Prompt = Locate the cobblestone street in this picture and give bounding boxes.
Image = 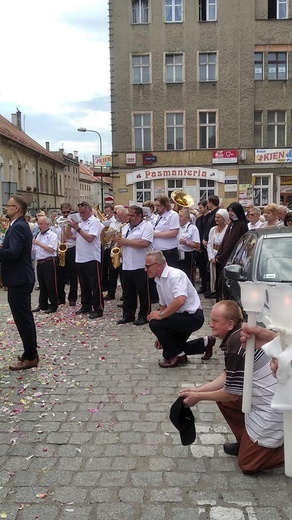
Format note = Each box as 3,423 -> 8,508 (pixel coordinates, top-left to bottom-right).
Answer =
1,287 -> 292,520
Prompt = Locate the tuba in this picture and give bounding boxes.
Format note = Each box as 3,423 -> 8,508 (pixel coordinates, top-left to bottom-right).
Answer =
170,190 -> 195,212
58,218 -> 69,267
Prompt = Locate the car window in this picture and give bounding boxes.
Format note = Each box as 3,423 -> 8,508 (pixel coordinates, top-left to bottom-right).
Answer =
257,236 -> 292,282
228,233 -> 257,273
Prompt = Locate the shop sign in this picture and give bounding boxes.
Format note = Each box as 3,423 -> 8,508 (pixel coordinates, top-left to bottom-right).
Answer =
255,148 -> 292,163
224,175 -> 238,192
212,150 -> 237,164
126,153 -> 137,165
126,167 -> 225,185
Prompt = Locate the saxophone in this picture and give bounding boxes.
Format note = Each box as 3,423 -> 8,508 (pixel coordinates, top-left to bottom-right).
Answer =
58,218 -> 68,267
110,224 -> 124,269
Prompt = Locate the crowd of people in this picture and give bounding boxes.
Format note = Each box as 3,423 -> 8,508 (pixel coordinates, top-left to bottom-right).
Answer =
0,193 -> 290,474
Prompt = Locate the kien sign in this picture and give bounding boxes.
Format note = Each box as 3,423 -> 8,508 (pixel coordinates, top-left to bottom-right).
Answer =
255,148 -> 292,163
212,150 -> 237,164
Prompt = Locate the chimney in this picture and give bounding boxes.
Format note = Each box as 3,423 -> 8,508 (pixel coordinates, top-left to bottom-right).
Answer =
46,142 -> 50,151
73,150 -> 79,160
11,108 -> 22,130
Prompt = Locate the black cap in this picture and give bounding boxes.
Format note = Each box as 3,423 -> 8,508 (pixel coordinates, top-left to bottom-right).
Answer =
169,396 -> 196,446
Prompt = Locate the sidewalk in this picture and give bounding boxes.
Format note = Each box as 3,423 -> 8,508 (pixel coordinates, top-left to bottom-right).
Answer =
0,287 -> 291,520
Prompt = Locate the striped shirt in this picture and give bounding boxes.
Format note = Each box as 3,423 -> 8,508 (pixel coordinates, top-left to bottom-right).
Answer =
223,328 -> 283,448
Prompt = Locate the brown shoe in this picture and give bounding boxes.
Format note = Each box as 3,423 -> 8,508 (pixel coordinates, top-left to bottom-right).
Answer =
17,352 -> 40,363
201,336 -> 216,360
158,354 -> 188,368
9,358 -> 38,371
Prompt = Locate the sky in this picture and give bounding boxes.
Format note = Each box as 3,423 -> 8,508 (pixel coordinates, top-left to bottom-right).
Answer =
0,0 -> 111,162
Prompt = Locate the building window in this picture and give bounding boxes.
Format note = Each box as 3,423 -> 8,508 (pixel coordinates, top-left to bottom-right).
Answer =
254,111 -> 263,148
133,113 -> 152,151
268,52 -> 287,80
268,0 -> 288,19
198,111 -> 217,149
166,112 -> 184,150
132,0 -> 149,24
199,0 -> 217,21
254,52 -> 264,80
199,179 -> 215,201
136,181 -> 151,203
199,52 -> 217,82
165,53 -> 183,83
253,176 -> 270,207
167,179 -> 183,199
165,0 -> 183,22
132,54 -> 150,84
267,110 -> 286,147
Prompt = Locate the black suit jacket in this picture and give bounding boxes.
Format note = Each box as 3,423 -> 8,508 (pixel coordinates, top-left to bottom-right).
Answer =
0,217 -> 35,286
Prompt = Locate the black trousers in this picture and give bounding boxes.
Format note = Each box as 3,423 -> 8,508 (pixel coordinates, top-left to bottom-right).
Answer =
122,268 -> 151,320
177,251 -> 194,284
149,308 -> 204,359
57,246 -> 78,303
8,283 -> 38,360
37,258 -> 58,311
195,248 -> 209,291
77,260 -> 104,313
162,247 -> 179,268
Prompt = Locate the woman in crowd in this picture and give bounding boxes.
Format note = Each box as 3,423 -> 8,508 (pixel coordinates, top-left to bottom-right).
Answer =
262,203 -> 283,228
284,211 -> 292,227
206,209 -> 229,298
215,202 -> 248,301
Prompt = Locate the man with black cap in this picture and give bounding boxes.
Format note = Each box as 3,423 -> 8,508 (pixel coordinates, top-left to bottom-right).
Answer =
179,300 -> 284,473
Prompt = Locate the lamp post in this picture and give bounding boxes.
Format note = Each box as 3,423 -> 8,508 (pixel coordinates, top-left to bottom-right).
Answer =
77,127 -> 104,211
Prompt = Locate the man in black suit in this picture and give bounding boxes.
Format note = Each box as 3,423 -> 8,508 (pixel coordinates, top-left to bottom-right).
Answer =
0,195 -> 38,370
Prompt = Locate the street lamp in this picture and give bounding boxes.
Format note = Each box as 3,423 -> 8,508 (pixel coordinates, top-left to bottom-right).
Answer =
77,127 -> 104,211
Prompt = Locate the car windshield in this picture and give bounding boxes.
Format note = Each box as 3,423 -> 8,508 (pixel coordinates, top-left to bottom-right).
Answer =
257,236 -> 292,282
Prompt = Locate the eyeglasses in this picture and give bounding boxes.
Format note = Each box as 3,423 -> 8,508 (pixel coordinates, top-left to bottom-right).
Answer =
145,262 -> 158,269
6,204 -> 16,207
62,210 -> 71,214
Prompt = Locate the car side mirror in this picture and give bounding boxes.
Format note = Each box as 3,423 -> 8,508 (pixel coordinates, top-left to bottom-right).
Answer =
224,264 -> 247,281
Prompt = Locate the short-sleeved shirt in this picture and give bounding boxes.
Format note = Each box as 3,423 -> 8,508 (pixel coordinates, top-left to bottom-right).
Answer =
75,215 -> 103,263
153,210 -> 179,250
223,328 -> 283,448
121,220 -> 153,270
155,265 -> 201,312
178,222 -> 200,252
34,229 -> 58,260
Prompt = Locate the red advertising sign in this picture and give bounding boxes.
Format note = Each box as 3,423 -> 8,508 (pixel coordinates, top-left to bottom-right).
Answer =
212,150 -> 237,164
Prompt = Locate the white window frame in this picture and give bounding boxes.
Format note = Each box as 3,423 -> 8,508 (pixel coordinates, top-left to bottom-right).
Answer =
277,0 -> 288,19
198,52 -> 217,82
165,111 -> 185,150
164,0 -> 183,23
198,110 -> 217,149
254,111 -> 263,148
252,174 -> 273,208
198,179 -> 216,201
267,110 -> 286,147
199,0 -> 217,21
167,179 -> 184,199
132,0 -> 149,24
132,54 -> 151,84
254,52 -> 264,80
268,52 -> 287,80
132,112 -> 152,151
165,53 -> 184,83
136,180 -> 152,203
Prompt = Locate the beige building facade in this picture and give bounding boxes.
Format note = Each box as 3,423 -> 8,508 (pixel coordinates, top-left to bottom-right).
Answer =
109,0 -> 292,208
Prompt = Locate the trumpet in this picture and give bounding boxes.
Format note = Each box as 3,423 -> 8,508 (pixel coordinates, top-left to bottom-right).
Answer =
58,218 -> 69,267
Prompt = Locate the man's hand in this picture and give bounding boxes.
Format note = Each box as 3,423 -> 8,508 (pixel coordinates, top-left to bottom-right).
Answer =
154,338 -> 162,350
179,389 -> 201,407
240,323 -> 277,350
147,310 -> 162,322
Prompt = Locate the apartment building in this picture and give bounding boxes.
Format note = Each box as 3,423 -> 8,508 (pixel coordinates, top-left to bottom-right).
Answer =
109,0 -> 292,208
